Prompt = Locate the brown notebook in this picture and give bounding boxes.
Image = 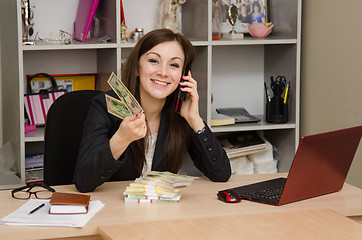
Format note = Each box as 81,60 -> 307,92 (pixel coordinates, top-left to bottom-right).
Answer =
49,192 -> 90,214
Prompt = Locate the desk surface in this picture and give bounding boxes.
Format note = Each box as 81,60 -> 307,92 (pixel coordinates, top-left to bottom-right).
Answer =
98,209 -> 362,240
1,173 -> 362,240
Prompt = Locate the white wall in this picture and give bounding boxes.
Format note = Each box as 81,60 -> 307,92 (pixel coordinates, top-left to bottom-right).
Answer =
301,0 -> 362,188
0,34 -> 2,147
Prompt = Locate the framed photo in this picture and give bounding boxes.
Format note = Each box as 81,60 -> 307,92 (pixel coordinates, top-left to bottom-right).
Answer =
27,73 -> 97,93
212,0 -> 268,35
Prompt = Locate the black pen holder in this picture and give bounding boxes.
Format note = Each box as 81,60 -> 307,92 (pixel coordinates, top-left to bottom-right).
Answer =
266,96 -> 288,123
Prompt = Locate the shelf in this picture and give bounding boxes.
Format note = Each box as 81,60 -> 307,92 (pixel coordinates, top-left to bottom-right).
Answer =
120,40 -> 210,49
119,39 -> 297,47
23,41 -> 118,51
211,37 -> 297,46
23,40 -> 212,51
189,41 -> 209,46
211,122 -> 296,133
25,127 -> 45,142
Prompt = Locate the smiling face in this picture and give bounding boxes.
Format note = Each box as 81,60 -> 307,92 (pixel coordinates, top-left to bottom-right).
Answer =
138,40 -> 185,103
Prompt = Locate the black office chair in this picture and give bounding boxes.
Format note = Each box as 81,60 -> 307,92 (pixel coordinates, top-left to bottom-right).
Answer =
43,90 -> 102,186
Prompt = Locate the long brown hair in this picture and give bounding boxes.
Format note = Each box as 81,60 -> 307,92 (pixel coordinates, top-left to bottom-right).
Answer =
121,29 -> 196,173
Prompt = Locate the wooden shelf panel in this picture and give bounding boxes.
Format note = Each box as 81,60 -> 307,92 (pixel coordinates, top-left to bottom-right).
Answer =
211,122 -> 296,133
212,37 -> 297,46
23,41 -> 118,51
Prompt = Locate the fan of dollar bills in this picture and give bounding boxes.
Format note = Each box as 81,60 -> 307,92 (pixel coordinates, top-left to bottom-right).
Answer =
106,72 -> 144,119
124,171 -> 198,203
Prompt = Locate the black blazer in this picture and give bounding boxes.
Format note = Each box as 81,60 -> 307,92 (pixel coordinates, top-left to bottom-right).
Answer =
74,91 -> 231,192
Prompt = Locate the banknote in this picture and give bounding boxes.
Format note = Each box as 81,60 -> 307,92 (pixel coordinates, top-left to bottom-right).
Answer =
107,72 -> 143,115
105,94 -> 130,119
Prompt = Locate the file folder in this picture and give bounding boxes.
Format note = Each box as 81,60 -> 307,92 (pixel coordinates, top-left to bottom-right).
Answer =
73,0 -> 100,42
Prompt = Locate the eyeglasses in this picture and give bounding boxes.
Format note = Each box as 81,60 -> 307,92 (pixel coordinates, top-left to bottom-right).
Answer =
11,183 -> 55,200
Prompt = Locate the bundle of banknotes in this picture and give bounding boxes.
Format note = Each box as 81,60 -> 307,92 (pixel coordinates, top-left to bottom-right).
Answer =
106,72 -> 143,119
124,171 -> 198,203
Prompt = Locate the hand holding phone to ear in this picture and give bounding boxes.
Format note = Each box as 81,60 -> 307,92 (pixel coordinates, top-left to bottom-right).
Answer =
175,65 -> 190,114
177,70 -> 205,133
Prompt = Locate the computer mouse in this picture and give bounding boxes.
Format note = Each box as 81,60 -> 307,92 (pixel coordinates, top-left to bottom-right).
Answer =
217,190 -> 241,203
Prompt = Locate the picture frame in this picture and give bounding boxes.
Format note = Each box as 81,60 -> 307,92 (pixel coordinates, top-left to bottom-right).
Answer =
212,0 -> 268,36
27,73 -> 97,93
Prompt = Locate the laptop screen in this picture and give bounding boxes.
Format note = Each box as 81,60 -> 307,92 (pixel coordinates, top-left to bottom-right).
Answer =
279,125 -> 362,205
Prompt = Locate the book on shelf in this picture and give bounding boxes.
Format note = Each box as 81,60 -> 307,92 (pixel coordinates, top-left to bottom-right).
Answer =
49,192 -> 90,214
218,131 -> 268,158
211,112 -> 235,126
25,154 -> 44,170
25,168 -> 43,184
25,154 -> 44,184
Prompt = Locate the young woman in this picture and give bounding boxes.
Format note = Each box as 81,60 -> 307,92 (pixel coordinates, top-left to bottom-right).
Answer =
74,29 -> 231,193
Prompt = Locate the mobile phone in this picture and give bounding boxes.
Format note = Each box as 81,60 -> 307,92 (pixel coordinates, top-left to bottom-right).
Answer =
175,65 -> 191,113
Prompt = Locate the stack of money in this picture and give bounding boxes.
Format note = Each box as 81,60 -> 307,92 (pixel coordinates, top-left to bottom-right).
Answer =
106,72 -> 143,119
124,171 -> 198,203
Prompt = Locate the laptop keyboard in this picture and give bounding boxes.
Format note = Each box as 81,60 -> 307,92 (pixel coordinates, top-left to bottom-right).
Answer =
226,177 -> 287,205
243,187 -> 284,201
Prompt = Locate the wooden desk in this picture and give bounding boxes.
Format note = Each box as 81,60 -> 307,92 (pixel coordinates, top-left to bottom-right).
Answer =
98,209 -> 362,240
1,173 -> 362,240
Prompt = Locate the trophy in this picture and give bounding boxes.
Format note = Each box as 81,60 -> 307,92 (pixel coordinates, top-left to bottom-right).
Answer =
227,4 -> 238,34
225,4 -> 244,39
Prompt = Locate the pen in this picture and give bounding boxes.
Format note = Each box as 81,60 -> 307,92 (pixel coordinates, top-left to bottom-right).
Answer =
29,203 -> 45,215
283,81 -> 290,104
264,82 -> 271,103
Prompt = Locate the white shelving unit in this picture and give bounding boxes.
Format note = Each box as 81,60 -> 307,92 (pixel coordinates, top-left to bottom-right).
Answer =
0,0 -> 301,189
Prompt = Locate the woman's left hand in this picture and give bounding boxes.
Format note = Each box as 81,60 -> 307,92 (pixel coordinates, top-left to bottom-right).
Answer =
179,71 -> 204,131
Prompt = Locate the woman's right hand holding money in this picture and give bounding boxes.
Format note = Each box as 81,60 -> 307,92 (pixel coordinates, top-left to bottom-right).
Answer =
110,113 -> 147,159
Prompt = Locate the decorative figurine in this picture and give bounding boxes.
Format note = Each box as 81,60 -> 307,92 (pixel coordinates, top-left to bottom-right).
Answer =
121,21 -> 128,43
21,0 -> 35,45
158,0 -> 186,33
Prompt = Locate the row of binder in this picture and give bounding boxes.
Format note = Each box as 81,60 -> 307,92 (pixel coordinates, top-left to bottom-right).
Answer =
24,91 -> 66,126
